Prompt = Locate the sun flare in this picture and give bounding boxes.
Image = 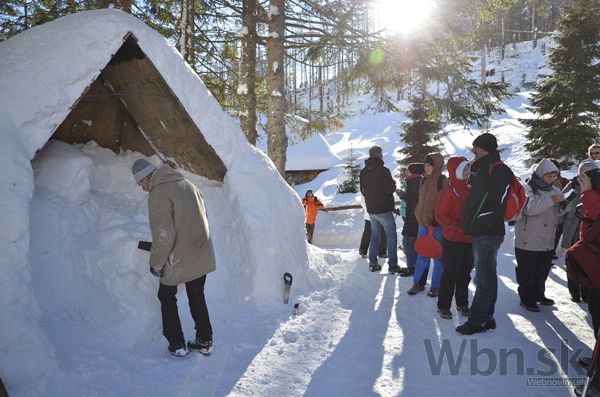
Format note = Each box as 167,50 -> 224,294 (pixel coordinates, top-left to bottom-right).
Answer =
376,0 -> 436,35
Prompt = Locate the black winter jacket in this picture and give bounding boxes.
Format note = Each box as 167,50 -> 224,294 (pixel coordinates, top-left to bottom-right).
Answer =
463,151 -> 513,236
401,175 -> 421,237
360,157 -> 396,214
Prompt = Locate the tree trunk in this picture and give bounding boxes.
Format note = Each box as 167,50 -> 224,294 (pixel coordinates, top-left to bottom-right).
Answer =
239,0 -> 258,145
115,0 -> 132,13
266,0 -> 288,176
177,0 -> 196,66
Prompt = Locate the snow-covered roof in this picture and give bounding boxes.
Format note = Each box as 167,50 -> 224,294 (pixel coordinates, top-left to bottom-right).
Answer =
286,133 -> 341,171
0,9 -> 319,389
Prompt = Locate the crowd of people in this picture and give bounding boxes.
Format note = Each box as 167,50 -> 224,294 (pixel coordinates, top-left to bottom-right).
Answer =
357,137 -> 600,336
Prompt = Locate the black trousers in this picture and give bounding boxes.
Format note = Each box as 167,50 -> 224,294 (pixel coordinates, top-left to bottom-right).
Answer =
157,275 -> 212,347
588,288 -> 600,337
514,248 -> 554,304
359,220 -> 387,256
306,223 -> 315,244
437,238 -> 473,310
568,279 -> 589,302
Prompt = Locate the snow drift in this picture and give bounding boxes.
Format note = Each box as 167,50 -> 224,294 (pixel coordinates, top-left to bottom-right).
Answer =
0,9 -> 324,391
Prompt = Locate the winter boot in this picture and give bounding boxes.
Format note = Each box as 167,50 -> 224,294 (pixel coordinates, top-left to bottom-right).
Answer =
188,338 -> 213,356
537,297 -> 555,306
369,263 -> 382,272
438,309 -> 452,320
168,344 -> 189,358
427,288 -> 439,298
456,321 -> 487,335
520,301 -> 541,312
407,284 -> 425,295
457,306 -> 470,317
388,265 -> 401,275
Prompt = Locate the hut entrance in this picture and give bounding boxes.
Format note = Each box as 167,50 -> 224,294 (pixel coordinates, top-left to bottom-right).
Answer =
51,33 -> 226,182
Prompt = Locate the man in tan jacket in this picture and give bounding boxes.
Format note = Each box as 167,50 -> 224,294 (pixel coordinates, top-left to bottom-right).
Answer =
133,159 -> 216,357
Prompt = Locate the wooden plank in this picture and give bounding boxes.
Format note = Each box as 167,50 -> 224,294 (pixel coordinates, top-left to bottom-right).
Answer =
101,35 -> 227,182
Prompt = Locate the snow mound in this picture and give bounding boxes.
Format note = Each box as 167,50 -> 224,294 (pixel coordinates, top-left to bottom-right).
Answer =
32,140 -> 93,204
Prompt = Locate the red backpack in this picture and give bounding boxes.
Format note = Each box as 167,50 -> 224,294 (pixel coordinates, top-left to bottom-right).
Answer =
489,161 -> 527,222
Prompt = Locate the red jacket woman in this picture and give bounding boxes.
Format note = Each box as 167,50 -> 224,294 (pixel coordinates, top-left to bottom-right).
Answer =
434,156 -> 474,320
436,157 -> 472,243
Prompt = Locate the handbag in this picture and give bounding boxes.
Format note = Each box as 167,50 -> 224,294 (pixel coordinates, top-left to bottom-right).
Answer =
414,226 -> 442,259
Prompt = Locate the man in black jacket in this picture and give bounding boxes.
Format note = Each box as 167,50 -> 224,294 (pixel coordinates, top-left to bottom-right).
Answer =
360,145 -> 399,273
456,133 -> 512,335
397,163 -> 428,281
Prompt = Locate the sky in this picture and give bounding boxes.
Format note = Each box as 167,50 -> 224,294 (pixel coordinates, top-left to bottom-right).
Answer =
0,9 -> 593,397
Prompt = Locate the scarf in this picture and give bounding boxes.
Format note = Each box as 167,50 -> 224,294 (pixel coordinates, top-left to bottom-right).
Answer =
529,172 -> 554,196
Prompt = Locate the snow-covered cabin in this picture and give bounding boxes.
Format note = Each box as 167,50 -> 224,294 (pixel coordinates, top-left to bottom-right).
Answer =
285,133 -> 341,185
0,9 -> 321,389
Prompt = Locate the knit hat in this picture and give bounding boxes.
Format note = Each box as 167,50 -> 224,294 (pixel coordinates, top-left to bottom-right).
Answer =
369,145 -> 383,159
132,159 -> 157,184
455,160 -> 470,180
472,133 -> 498,154
407,163 -> 425,175
578,159 -> 600,175
534,158 -> 559,178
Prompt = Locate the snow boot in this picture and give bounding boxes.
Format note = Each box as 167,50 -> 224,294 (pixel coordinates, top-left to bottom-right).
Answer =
427,288 -> 439,298
168,344 -> 189,358
407,284 -> 425,295
438,309 -> 452,319
520,301 -> 541,312
188,338 -> 213,356
457,306 -> 470,317
369,263 -> 382,272
537,297 -> 555,306
388,265 -> 401,275
456,321 -> 487,335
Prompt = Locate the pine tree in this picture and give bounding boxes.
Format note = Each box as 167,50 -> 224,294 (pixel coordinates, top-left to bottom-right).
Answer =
522,0 -> 600,165
396,35 -> 510,165
399,93 -> 442,165
337,147 -> 361,193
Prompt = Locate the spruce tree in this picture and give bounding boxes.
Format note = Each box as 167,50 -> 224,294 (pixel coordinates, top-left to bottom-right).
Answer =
337,147 -> 361,193
397,36 -> 509,166
522,0 -> 600,165
398,93 -> 442,164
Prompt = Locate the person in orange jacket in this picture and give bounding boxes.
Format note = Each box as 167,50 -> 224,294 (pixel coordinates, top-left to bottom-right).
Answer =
302,190 -> 324,244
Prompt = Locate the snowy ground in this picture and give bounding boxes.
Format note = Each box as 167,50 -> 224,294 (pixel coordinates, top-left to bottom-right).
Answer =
7,35 -> 596,397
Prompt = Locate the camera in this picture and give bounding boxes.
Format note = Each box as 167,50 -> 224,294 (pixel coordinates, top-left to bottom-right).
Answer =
571,168 -> 600,190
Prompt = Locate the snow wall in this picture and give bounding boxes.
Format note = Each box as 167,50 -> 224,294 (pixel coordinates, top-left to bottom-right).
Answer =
0,9 -> 321,390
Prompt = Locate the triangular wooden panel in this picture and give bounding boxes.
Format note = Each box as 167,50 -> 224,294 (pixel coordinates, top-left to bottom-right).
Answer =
101,34 -> 226,182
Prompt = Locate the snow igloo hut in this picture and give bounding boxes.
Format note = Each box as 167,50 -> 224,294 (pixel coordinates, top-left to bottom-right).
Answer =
0,9 -> 317,389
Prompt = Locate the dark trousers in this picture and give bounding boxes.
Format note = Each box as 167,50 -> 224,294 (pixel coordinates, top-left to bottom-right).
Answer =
157,275 -> 212,347
359,220 -> 387,256
569,279 -> 589,302
514,248 -> 554,304
588,288 -> 600,337
554,223 -> 564,251
438,239 -> 473,310
306,223 -> 315,244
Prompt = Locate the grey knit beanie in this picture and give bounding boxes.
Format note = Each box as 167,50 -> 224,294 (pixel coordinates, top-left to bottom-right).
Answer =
132,159 -> 157,184
534,158 -> 558,178
578,159 -> 600,175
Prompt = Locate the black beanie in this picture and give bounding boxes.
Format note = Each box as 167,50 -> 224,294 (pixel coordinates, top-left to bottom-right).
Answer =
408,163 -> 425,175
472,133 -> 498,153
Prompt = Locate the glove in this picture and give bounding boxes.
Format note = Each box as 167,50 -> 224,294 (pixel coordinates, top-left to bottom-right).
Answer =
149,266 -> 163,278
